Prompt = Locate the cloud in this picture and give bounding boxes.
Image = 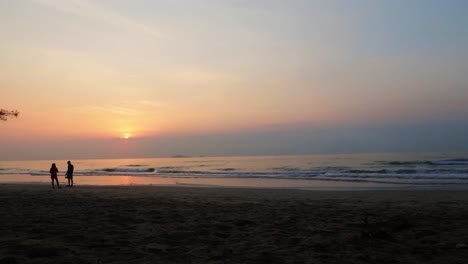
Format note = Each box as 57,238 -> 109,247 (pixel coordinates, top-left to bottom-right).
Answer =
138,100 -> 166,108
158,69 -> 240,86
75,105 -> 140,116
68,100 -> 165,117
31,0 -> 163,38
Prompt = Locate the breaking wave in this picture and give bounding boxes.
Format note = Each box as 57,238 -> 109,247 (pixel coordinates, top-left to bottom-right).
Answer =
377,159 -> 468,166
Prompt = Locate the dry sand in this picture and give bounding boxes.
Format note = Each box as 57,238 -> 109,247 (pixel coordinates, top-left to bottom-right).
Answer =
1,184 -> 468,264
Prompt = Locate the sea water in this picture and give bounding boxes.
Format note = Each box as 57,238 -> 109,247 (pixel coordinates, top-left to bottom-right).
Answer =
1,152 -> 468,190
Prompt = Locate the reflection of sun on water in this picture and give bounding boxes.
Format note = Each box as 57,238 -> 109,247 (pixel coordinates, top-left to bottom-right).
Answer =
120,176 -> 130,185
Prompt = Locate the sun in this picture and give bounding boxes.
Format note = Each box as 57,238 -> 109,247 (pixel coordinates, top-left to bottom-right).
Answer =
121,133 -> 132,139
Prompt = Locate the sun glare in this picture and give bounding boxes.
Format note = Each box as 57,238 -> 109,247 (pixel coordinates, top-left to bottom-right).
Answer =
121,133 -> 132,139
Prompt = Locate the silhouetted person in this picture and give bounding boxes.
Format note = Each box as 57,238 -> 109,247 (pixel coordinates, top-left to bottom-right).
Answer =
65,160 -> 74,187
49,163 -> 60,189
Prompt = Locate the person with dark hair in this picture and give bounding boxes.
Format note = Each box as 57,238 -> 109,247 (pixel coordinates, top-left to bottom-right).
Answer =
49,163 -> 60,189
65,160 -> 74,187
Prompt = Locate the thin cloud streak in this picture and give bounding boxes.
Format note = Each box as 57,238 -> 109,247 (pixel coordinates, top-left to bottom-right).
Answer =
31,0 -> 164,38
67,104 -> 141,117
68,100 -> 165,117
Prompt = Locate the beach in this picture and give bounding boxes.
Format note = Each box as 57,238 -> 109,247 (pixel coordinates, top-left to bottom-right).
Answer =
1,184 -> 468,263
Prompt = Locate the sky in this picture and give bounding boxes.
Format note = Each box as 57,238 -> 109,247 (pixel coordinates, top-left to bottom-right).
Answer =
1,0 -> 468,160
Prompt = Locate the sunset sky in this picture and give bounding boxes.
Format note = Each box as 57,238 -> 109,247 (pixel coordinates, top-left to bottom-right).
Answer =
1,0 -> 468,160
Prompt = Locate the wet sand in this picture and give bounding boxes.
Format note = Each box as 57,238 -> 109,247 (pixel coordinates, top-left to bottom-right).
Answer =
1,184 -> 468,263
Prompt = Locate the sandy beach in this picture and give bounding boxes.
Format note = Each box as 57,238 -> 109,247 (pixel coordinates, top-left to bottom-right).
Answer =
1,184 -> 468,263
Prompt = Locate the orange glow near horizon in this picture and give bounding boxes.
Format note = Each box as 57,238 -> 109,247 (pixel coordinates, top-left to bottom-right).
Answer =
121,132 -> 132,139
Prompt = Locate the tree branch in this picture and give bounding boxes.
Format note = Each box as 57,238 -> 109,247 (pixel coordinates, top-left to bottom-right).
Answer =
0,109 -> 19,121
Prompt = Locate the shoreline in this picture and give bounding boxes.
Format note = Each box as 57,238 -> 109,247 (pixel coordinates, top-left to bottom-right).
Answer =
4,181 -> 468,192
2,176 -> 468,191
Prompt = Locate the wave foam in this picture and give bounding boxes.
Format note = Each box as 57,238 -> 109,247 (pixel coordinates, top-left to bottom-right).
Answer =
98,168 -> 155,173
377,159 -> 468,166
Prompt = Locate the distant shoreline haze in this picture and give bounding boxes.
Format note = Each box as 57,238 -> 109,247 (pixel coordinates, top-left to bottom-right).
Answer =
1,120 -> 467,161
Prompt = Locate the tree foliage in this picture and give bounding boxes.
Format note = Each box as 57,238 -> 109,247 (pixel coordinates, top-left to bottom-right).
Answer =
0,109 -> 19,121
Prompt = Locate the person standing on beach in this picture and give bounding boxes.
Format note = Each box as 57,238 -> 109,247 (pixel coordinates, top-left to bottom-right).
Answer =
65,160 -> 74,187
49,163 -> 60,189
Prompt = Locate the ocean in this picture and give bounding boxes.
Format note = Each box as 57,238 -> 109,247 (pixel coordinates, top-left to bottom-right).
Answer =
1,152 -> 468,190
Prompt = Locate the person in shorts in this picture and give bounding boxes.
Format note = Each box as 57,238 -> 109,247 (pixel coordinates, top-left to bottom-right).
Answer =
65,160 -> 74,187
